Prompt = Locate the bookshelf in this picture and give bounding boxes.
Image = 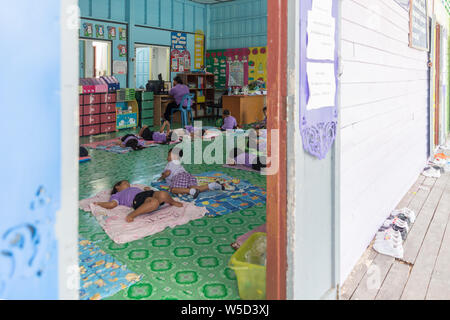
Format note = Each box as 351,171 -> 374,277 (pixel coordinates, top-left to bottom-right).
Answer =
177,72 -> 215,119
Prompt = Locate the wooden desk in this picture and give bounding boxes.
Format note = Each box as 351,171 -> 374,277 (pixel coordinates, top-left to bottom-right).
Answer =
153,94 -> 181,128
222,95 -> 266,126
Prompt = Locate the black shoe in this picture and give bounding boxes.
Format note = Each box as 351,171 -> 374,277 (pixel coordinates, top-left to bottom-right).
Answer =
193,189 -> 200,199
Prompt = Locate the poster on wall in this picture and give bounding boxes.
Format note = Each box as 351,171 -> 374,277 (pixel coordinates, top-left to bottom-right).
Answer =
225,48 -> 249,88
119,28 -> 127,41
194,30 -> 205,70
299,0 -> 339,160
409,0 -> 429,51
170,32 -> 190,72
206,50 -> 227,89
83,23 -> 93,37
108,26 -> 116,40
248,47 -> 267,87
95,25 -> 105,38
113,60 -> 127,75
118,45 -> 127,57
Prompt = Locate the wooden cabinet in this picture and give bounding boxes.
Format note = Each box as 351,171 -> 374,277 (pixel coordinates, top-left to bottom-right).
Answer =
221,95 -> 266,126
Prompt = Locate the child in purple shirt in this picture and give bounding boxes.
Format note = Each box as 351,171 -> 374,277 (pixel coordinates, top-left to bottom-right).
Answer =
139,120 -> 173,144
229,148 -> 267,172
94,180 -> 183,223
116,134 -> 145,151
221,109 -> 238,131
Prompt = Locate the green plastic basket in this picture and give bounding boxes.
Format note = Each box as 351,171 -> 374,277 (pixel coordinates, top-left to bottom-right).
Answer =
229,232 -> 266,300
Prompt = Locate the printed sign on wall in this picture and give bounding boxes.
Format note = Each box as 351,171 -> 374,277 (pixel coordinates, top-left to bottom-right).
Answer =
108,26 -> 116,40
95,25 -> 105,38
194,30 -> 205,70
83,23 -> 93,37
409,0 -> 429,51
170,32 -> 190,72
118,45 -> 127,57
299,0 -> 339,160
119,28 -> 127,41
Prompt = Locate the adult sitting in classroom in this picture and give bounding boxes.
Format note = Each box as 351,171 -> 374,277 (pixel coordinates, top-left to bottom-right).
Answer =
163,76 -> 190,123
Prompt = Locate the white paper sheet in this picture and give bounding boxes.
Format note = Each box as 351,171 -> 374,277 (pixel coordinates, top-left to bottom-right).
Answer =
307,10 -> 336,60
306,62 -> 336,110
312,0 -> 333,15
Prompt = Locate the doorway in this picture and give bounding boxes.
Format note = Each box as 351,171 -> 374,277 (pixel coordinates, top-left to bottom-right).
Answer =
79,39 -> 112,78
135,44 -> 170,89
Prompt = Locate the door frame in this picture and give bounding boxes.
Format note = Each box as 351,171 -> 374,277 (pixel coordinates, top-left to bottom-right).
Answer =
435,23 -> 441,147
266,0 -> 288,300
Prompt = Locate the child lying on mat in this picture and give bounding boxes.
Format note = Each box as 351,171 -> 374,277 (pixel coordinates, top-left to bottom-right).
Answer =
158,148 -> 224,199
94,180 -> 183,223
116,134 -> 146,151
139,120 -> 174,144
229,148 -> 267,172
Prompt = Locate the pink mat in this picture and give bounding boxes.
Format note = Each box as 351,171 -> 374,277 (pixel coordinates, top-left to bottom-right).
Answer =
223,164 -> 261,173
79,184 -> 207,244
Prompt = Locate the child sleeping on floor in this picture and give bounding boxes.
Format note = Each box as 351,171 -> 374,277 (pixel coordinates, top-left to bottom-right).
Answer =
94,180 -> 183,223
116,134 -> 146,151
229,147 -> 267,172
139,120 -> 174,144
158,148 -> 224,199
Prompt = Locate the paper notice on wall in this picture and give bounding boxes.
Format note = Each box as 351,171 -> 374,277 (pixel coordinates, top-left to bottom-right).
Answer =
312,0 -> 333,14
113,60 -> 127,75
307,10 -> 335,60
306,62 -> 336,110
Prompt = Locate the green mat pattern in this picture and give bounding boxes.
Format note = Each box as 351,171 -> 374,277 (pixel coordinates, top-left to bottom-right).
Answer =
79,128 -> 266,300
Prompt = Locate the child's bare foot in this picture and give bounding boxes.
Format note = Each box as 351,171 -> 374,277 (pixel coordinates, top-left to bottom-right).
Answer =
126,215 -> 134,223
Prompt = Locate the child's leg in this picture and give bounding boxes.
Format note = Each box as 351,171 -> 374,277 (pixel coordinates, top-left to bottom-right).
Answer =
126,197 -> 160,222
139,126 -> 148,137
153,191 -> 183,207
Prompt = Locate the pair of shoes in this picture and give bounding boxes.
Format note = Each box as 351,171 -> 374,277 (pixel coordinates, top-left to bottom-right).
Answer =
392,207 -> 416,224
192,189 -> 200,199
380,217 -> 409,241
374,228 -> 404,258
422,166 -> 441,178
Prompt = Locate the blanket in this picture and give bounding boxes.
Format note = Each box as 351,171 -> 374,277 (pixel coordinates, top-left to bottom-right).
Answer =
82,138 -> 180,154
79,237 -> 142,300
79,184 -> 207,244
151,172 -> 266,217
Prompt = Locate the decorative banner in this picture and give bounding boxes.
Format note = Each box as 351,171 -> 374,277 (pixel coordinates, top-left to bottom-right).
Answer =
118,45 -> 127,57
108,26 -> 116,40
409,0 -> 429,51
225,48 -> 249,88
206,50 -> 227,89
194,30 -> 205,70
119,27 -> 127,41
248,47 -> 267,87
95,24 -> 105,38
83,23 -> 93,37
170,32 -> 190,72
299,0 -> 339,160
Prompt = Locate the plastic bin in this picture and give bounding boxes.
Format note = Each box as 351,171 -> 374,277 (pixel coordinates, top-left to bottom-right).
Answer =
229,232 -> 266,300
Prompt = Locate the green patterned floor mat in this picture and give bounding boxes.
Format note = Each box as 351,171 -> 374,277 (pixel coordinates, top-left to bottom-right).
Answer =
79,131 -> 266,300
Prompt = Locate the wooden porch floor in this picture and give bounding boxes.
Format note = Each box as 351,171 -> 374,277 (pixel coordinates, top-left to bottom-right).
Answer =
340,150 -> 450,300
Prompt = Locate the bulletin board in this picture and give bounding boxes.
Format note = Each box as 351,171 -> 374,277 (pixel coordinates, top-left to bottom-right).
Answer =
207,46 -> 267,89
171,32 -> 191,72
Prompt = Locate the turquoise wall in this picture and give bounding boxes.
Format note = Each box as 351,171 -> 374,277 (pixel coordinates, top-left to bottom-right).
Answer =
79,0 -> 207,88
207,0 -> 267,50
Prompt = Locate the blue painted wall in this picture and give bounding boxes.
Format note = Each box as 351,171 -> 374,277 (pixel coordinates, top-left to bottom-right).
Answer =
0,0 -> 60,299
79,0 -> 207,88
207,0 -> 267,50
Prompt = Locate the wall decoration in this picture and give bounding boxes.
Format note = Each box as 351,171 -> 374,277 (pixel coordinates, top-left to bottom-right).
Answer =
194,30 -> 205,70
118,45 -> 127,57
299,0 -> 339,160
83,23 -> 93,37
409,0 -> 429,51
225,48 -> 249,88
248,47 -> 267,87
119,27 -> 127,41
113,60 -> 127,75
170,32 -> 190,72
95,24 -> 105,38
108,26 -> 116,40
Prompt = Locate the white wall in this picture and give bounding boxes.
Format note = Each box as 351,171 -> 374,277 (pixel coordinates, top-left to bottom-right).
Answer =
340,0 -> 429,281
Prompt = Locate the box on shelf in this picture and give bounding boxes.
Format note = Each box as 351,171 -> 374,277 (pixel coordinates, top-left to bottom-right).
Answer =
101,113 -> 116,123
135,91 -> 154,101
83,104 -> 101,115
83,94 -> 101,105
83,125 -> 101,136
82,114 -> 101,126
101,103 -> 116,113
100,122 -> 116,133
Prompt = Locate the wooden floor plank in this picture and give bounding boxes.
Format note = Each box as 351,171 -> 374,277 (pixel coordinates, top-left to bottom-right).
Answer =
375,261 -> 411,300
350,252 -> 394,300
402,174 -> 450,264
426,205 -> 450,300
401,174 -> 450,300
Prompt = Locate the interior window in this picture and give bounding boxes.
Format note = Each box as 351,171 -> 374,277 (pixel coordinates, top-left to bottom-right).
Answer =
79,39 -> 112,78
135,45 -> 170,89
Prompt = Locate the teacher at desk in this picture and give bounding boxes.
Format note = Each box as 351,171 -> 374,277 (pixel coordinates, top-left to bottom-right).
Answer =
163,76 -> 190,122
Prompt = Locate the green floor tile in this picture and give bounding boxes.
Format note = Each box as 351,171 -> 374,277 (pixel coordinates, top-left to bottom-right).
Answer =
79,125 -> 266,300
